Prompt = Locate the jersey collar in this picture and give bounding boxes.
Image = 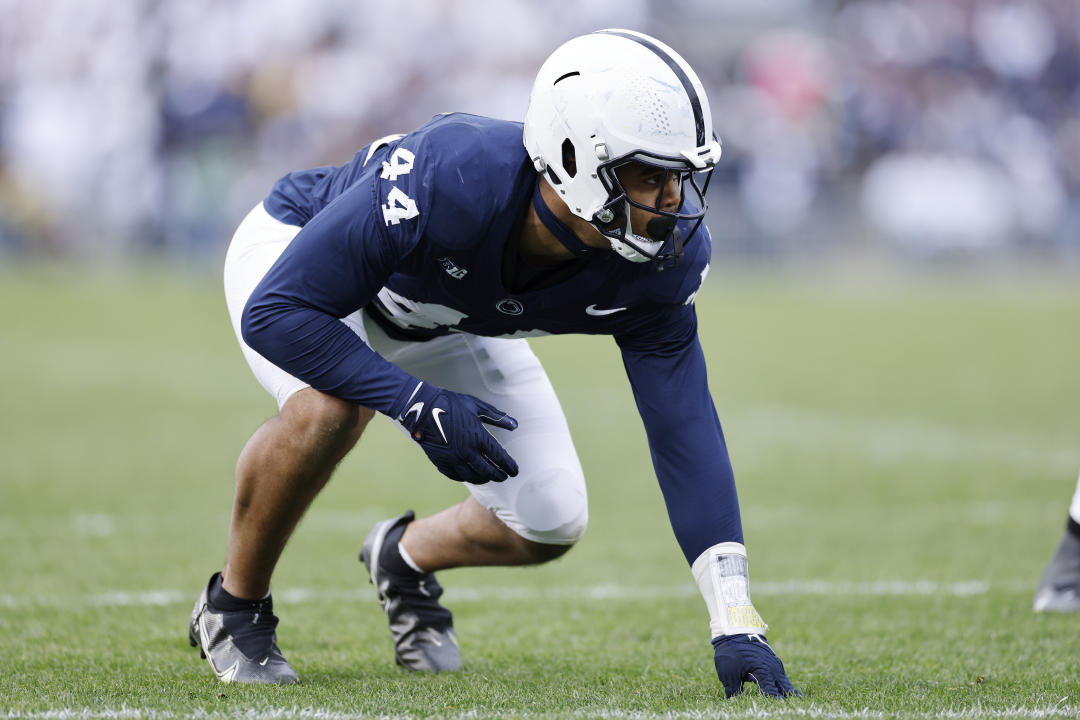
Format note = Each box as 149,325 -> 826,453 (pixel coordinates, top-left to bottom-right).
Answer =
532,181 -> 592,257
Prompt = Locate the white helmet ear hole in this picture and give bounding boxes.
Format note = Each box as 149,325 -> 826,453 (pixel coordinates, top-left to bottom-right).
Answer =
561,139 -> 577,178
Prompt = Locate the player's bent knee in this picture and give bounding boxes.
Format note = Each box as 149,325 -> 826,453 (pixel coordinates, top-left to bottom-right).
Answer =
281,388 -> 372,449
508,467 -> 589,546
520,537 -> 575,564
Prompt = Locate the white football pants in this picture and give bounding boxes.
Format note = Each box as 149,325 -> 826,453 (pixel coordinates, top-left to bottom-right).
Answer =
223,202 -> 588,545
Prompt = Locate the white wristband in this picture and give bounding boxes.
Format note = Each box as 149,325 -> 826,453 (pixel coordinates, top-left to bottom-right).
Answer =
691,541 -> 768,638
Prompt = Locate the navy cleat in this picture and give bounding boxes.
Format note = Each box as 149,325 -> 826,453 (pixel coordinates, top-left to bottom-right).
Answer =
361,511 -> 462,672
188,572 -> 299,684
1034,524 -> 1080,612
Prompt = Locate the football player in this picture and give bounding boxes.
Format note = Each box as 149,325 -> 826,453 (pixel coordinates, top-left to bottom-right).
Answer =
1034,471 -> 1080,612
188,29 -> 797,698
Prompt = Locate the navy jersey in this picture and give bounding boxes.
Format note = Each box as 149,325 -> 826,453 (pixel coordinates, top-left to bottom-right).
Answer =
246,113 -> 741,563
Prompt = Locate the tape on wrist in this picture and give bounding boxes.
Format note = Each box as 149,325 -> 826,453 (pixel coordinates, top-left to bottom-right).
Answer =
691,541 -> 768,638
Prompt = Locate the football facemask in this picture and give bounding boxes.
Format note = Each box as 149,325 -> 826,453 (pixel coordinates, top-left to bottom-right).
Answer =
594,153 -> 715,268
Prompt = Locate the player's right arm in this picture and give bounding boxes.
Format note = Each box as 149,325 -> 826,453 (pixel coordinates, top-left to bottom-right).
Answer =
240,144 -> 518,484
615,302 -> 797,699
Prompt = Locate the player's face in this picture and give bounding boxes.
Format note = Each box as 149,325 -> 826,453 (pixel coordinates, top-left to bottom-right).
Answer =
571,161 -> 687,251
615,162 -> 685,237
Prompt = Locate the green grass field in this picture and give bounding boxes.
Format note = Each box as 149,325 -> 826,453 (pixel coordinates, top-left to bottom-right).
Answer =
2,266 -> 1079,719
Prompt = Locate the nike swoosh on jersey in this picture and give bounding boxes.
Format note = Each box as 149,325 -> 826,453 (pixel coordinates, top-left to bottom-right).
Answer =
431,408 -> 448,444
585,304 -> 628,316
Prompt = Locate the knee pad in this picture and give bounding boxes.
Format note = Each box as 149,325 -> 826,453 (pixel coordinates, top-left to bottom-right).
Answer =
504,467 -> 588,545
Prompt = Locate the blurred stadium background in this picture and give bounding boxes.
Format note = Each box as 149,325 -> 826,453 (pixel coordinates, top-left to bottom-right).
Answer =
2,0 -> 1079,271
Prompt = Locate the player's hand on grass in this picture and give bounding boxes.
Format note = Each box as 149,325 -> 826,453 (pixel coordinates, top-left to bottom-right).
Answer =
712,634 -> 798,699
396,381 -> 518,484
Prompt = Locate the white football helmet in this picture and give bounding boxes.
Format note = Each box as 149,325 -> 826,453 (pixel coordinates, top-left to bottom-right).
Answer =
524,29 -> 722,266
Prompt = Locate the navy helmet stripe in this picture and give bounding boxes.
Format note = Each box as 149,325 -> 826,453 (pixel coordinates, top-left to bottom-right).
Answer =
597,30 -> 705,146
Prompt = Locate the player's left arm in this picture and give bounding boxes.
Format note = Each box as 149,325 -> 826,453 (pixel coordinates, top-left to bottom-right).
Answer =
615,305 -> 798,699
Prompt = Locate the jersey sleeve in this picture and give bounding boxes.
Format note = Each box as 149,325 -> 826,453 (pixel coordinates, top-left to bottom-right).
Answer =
615,303 -> 744,565
240,143 -> 429,417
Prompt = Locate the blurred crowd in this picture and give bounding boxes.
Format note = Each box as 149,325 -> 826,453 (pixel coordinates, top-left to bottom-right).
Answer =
1,0 -> 1078,266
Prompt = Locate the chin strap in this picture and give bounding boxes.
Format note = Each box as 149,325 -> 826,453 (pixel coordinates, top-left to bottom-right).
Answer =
603,208 -> 685,270
532,182 -> 592,257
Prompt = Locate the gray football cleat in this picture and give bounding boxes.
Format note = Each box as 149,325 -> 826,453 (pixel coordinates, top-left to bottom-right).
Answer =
361,511 -> 462,672
188,573 -> 299,684
1033,527 -> 1080,612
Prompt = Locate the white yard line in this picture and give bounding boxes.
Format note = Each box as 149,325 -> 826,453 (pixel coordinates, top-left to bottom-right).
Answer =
0,580 -> 1029,610
2,701 -> 1077,720
70,514 -> 115,537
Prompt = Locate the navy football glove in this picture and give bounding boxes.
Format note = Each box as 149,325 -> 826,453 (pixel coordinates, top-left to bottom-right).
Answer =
397,381 -> 519,484
712,634 -> 798,699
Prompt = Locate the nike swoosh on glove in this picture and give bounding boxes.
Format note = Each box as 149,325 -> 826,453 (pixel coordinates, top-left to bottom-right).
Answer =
397,381 -> 519,484
712,634 -> 798,698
